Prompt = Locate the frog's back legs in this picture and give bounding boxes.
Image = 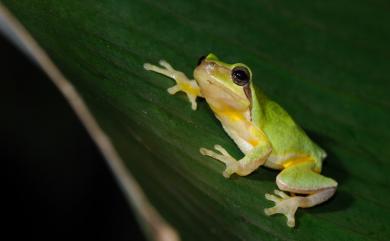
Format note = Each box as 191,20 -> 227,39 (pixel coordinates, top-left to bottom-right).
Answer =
264,161 -> 337,227
144,60 -> 202,110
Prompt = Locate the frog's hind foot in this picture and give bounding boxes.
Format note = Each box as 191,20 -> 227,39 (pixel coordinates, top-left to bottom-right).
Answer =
144,60 -> 201,110
264,190 -> 302,228
200,145 -> 239,178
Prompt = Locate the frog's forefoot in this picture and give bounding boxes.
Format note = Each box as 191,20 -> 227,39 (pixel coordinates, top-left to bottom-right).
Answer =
144,60 -> 201,110
200,145 -> 239,178
264,190 -> 302,228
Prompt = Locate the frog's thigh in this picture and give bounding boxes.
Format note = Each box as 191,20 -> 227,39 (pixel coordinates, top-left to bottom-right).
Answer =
277,162 -> 336,194
266,161 -> 337,227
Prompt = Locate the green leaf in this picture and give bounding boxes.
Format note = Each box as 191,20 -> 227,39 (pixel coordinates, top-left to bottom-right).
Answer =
1,0 -> 389,240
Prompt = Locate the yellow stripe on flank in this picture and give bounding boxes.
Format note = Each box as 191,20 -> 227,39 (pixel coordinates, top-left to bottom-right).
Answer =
216,108 -> 245,122
227,111 -> 244,121
249,139 -> 259,146
282,156 -> 313,169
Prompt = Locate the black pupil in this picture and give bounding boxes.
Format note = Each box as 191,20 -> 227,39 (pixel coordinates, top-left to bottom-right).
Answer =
232,67 -> 249,86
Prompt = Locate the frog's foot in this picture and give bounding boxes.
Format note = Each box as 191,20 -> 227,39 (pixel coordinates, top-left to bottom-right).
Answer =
144,60 -> 201,110
200,145 -> 239,178
264,190 -> 303,228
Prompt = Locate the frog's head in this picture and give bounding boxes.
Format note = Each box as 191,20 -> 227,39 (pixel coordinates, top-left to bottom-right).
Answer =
194,53 -> 252,112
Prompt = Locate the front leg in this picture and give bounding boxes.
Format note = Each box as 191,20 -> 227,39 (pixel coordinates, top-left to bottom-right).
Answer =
144,60 -> 202,110
264,161 -> 338,227
200,142 -> 271,178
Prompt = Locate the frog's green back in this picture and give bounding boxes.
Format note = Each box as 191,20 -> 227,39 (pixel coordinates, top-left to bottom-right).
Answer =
251,86 -> 326,171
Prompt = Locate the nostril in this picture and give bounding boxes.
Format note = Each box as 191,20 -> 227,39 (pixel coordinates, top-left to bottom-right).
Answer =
197,55 -> 206,66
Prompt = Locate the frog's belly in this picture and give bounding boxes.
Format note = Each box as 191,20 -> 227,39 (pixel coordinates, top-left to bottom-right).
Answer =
216,111 -> 257,152
221,124 -> 254,154
217,112 -> 311,170
221,123 -> 302,170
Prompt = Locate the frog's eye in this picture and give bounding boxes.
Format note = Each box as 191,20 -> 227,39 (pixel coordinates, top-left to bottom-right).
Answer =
232,66 -> 250,86
197,55 -> 206,66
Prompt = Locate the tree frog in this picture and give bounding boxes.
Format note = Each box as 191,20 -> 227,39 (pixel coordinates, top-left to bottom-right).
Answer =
143,54 -> 337,228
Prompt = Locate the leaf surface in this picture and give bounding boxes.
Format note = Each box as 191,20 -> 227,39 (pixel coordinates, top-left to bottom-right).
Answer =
2,0 -> 390,240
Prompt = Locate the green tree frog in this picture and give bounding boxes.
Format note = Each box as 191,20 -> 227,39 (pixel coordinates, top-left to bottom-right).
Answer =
144,54 -> 337,228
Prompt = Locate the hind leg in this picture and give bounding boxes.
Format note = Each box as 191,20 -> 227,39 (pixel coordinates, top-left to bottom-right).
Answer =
264,161 -> 337,227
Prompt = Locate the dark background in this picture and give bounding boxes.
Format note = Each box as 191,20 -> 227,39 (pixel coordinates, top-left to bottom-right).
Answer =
1,33 -> 145,241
